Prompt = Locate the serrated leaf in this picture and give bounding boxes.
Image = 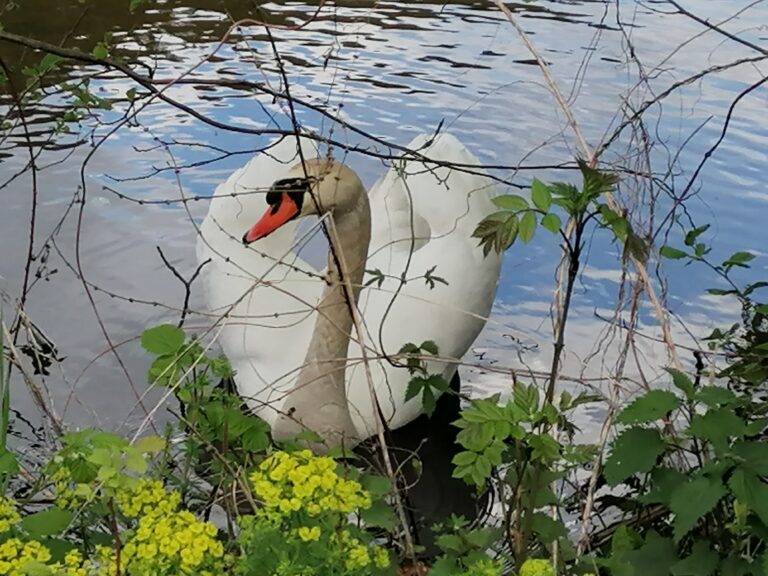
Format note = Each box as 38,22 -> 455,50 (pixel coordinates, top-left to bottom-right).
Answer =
541,213 -> 561,233
689,407 -> 745,449
531,179 -> 551,211
492,194 -> 529,211
731,440 -> 768,475
423,386 -> 436,417
695,386 -> 736,407
604,427 -> 666,485
670,475 -> 727,541
665,368 -> 695,400
660,246 -> 688,260
519,210 -> 537,244
141,324 -> 185,356
21,508 -> 73,538
728,467 -> 768,526
530,512 -> 567,541
616,390 -> 679,424
420,340 -> 438,355
125,447 -> 147,473
404,378 -> 423,402
671,540 -> 718,576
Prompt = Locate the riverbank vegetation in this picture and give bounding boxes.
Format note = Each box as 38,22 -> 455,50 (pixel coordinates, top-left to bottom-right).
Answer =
1,0 -> 767,574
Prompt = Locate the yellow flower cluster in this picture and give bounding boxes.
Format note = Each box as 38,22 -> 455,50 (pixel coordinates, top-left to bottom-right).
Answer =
0,538 -> 52,574
116,479 -> 224,575
519,558 -> 555,576
51,466 -> 96,511
115,478 -> 180,518
251,450 -> 372,517
337,529 -> 390,571
0,497 -> 20,532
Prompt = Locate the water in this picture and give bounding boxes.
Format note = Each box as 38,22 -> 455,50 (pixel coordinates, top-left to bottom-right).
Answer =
1,0 -> 767,441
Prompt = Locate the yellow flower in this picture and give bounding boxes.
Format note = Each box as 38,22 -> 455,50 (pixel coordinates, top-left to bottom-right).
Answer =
520,558 -> 554,576
0,497 -> 20,533
297,526 -> 322,542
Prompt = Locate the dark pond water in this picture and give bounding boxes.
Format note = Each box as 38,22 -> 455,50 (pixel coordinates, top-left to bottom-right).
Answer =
1,0 -> 767,441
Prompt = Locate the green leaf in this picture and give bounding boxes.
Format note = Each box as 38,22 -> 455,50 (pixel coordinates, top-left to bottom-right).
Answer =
689,407 -> 745,449
0,450 -> 19,476
604,427 -> 666,485
129,0 -> 146,12
530,512 -> 567,541
731,440 -> 768,475
671,540 -> 718,576
728,467 -> 768,526
531,179 -> 551,211
695,386 -> 736,407
124,447 -> 147,473
626,532 -> 677,575
39,54 -> 64,74
21,508 -> 73,538
660,246 -> 688,260
666,368 -> 695,400
642,467 -> 687,506
135,435 -> 165,454
492,194 -> 529,211
724,251 -> 755,268
422,386 -> 436,417
670,475 -> 727,541
92,44 -> 108,59
360,474 -> 392,498
452,451 -> 476,467
518,211 -> 537,244
616,390 -> 679,424
360,500 -> 396,530
684,224 -> 710,247
147,355 -> 177,385
141,324 -> 185,356
541,213 -> 561,233
420,340 -> 439,355
404,378 -> 422,402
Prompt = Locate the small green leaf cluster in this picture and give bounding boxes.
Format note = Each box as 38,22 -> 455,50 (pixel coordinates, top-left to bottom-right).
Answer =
595,359 -> 768,573
473,160 -> 646,262
399,340 -> 450,416
429,515 -> 504,576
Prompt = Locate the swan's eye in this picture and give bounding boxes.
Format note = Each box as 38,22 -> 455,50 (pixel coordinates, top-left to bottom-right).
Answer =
267,177 -> 310,214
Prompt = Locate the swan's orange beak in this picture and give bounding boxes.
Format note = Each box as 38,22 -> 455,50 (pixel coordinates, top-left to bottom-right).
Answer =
242,192 -> 300,244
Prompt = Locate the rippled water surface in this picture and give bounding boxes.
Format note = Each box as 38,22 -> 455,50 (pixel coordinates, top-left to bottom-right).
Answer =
1,0 -> 767,437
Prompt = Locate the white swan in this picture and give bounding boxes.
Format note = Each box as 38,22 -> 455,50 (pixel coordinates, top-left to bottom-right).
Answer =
196,133 -> 502,448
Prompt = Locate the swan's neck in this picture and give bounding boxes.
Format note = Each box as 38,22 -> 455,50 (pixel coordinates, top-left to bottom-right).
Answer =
272,191 -> 371,449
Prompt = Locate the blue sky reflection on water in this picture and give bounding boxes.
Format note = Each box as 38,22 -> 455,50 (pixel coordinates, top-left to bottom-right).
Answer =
1,0 -> 767,432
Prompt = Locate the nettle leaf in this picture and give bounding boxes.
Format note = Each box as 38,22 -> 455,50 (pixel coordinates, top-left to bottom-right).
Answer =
541,213 -> 561,233
530,512 -> 567,541
695,386 -> 736,408
731,440 -> 768,475
660,246 -> 688,260
666,368 -> 695,400
670,475 -> 727,541
671,540 -> 718,576
492,194 -> 529,211
616,390 -> 679,425
21,508 -> 73,538
604,427 -> 666,486
531,179 -> 551,212
141,324 -> 185,356
728,467 -> 768,526
689,407 -> 745,449
518,211 -> 537,244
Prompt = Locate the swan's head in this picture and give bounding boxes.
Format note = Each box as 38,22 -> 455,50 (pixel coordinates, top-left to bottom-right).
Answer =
242,158 -> 365,244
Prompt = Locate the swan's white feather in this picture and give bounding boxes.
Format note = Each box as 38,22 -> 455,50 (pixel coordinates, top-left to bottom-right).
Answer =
197,133 -> 502,437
